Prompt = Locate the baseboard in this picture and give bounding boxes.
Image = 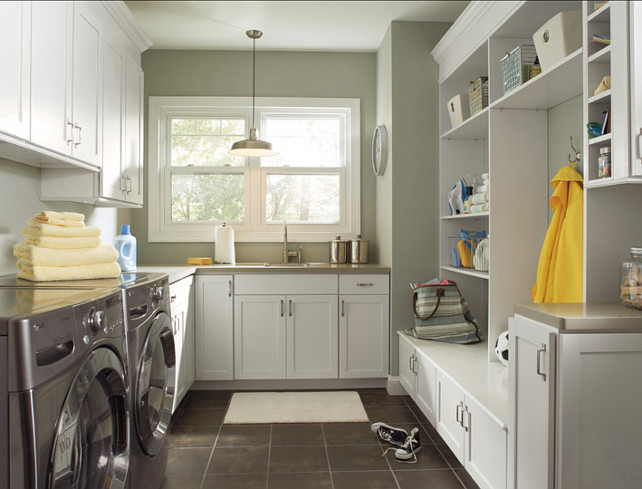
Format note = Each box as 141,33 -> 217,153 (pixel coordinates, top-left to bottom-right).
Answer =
192,378 -> 388,391
386,376 -> 407,396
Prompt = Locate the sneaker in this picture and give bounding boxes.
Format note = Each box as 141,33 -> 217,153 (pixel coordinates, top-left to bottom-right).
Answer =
394,427 -> 422,463
370,422 -> 408,447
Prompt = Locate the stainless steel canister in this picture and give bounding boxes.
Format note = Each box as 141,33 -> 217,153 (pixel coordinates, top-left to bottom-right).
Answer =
329,235 -> 349,264
350,235 -> 369,264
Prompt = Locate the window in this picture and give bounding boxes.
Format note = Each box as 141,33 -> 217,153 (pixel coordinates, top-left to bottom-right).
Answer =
148,97 -> 360,242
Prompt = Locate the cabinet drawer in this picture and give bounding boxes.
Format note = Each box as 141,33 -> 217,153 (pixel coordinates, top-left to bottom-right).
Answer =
339,274 -> 389,294
234,274 -> 337,295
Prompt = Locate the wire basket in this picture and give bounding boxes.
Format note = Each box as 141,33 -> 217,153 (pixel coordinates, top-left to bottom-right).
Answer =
448,236 -> 489,271
501,45 -> 537,95
468,77 -> 489,116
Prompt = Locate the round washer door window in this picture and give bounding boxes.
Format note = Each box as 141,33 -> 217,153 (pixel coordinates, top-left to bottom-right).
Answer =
49,347 -> 128,489
135,311 -> 176,456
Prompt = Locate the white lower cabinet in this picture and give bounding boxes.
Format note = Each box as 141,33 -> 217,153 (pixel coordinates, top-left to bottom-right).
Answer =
169,276 -> 195,412
510,313 -> 642,489
234,294 -> 338,380
194,275 -> 234,380
398,335 -> 437,425
437,371 -> 507,489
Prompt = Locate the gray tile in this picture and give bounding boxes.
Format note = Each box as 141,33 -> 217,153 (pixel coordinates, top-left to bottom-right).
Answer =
359,391 -> 407,407
383,443 -> 450,470
165,448 -> 211,475
160,474 -> 203,489
332,470 -> 399,489
167,426 -> 219,448
437,443 -> 463,469
185,390 -> 233,408
271,423 -> 324,446
323,423 -> 379,445
269,446 -> 329,473
394,469 -> 465,489
201,473 -> 267,489
365,406 -> 421,424
326,444 -> 390,472
455,469 -> 482,489
217,424 -> 271,447
208,446 -> 269,474
408,406 -> 429,423
421,422 -> 443,443
172,408 -> 226,427
268,472 -> 333,489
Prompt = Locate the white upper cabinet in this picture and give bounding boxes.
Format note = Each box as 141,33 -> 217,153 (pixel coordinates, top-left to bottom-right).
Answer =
631,1 -> 642,176
31,1 -> 102,167
124,56 -> 144,205
0,1 -> 31,140
30,1 -> 73,155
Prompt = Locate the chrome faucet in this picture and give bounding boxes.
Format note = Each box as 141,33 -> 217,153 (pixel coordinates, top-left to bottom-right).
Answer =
283,221 -> 302,263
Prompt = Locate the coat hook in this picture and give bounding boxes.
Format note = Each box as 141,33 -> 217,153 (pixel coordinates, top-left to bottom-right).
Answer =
568,136 -> 581,167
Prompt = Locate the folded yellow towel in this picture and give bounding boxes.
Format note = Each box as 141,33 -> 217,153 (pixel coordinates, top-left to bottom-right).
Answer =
17,262 -> 121,282
14,244 -> 118,266
35,211 -> 85,222
33,216 -> 84,227
24,235 -> 101,249
24,220 -> 101,237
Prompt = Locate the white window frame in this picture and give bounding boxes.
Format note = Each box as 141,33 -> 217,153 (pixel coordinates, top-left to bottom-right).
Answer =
148,96 -> 360,243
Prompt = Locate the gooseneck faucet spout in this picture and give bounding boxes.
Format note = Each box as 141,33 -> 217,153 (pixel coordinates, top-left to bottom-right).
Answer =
283,221 -> 302,263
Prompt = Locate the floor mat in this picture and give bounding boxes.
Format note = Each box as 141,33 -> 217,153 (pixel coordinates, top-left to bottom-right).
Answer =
223,391 -> 369,424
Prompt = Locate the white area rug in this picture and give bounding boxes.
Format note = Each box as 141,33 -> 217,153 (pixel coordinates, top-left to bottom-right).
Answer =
223,391 -> 369,424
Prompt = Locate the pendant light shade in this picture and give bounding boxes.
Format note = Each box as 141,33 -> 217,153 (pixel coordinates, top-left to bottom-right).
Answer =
229,30 -> 278,157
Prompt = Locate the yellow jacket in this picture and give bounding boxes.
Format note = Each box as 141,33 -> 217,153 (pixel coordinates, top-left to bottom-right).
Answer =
532,165 -> 583,303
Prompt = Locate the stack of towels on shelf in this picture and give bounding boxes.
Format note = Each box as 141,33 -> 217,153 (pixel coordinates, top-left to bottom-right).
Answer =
464,173 -> 490,214
13,211 -> 121,282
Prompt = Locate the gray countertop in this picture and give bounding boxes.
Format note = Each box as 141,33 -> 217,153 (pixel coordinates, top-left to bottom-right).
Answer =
137,263 -> 391,284
514,302 -> 642,332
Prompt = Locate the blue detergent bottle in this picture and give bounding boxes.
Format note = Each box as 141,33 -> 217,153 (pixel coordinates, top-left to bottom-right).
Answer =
115,225 -> 137,272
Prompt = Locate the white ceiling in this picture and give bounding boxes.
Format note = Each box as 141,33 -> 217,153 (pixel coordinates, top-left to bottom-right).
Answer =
125,1 -> 469,52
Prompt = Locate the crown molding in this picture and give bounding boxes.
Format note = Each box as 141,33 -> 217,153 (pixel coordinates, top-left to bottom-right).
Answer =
102,1 -> 153,53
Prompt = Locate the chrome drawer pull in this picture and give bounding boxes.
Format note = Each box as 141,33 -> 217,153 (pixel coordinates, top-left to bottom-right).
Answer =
356,283 -> 374,287
536,344 -> 547,381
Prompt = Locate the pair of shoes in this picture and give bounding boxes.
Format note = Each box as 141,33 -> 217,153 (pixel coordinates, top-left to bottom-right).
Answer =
371,422 -> 422,463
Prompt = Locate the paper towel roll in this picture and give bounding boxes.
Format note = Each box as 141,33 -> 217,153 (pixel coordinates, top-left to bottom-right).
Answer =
214,223 -> 235,264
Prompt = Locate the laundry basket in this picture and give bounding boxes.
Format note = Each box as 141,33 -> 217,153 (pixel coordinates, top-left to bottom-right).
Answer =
501,44 -> 538,94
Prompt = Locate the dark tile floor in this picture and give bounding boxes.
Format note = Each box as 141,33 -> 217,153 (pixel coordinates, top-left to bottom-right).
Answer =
162,389 -> 481,489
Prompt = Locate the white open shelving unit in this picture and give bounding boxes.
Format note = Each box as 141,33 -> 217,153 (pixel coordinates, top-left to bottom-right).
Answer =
434,1 -> 584,362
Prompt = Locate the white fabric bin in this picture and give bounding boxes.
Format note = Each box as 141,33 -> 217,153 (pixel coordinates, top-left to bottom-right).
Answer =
447,93 -> 470,128
533,11 -> 582,71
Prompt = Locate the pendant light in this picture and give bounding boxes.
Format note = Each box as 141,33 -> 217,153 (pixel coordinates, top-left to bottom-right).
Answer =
229,29 -> 278,157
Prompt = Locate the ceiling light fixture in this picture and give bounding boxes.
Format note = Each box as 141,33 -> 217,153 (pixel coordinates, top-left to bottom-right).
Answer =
229,29 -> 278,157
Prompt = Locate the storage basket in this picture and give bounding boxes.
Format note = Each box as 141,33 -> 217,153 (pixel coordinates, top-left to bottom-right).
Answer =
447,92 -> 470,128
468,77 -> 489,116
501,45 -> 538,94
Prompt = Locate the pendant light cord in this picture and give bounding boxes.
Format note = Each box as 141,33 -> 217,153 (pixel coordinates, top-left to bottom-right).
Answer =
252,35 -> 256,130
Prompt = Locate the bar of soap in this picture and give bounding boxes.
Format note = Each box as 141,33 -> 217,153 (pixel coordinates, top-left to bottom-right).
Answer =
187,257 -> 212,265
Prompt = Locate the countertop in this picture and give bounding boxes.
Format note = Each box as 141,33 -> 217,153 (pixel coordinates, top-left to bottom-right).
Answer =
514,302 -> 642,332
137,263 -> 391,284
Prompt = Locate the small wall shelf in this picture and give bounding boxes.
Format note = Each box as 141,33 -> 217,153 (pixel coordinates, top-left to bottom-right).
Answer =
441,266 -> 489,280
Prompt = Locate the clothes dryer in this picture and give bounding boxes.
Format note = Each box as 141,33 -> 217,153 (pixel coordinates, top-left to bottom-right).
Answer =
121,274 -> 175,489
0,287 -> 130,489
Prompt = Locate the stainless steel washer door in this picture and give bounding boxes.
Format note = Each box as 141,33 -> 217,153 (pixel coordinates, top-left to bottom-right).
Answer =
49,347 -> 128,489
135,311 -> 175,456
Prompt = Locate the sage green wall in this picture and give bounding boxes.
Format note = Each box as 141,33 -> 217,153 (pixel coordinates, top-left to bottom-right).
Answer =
548,95 -> 583,221
133,50 -> 376,264
376,22 -> 451,376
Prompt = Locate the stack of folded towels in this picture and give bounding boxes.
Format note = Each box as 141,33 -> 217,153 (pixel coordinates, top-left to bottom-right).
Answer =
464,172 -> 490,214
13,211 -> 121,282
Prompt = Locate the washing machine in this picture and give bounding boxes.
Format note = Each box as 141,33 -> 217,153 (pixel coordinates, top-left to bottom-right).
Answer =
0,285 -> 130,489
119,273 -> 175,489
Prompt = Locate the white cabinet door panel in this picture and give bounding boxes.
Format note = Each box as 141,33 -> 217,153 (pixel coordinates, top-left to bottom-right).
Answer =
195,275 -> 234,380
558,333 -> 642,489
286,295 -> 338,379
71,2 -> 102,166
508,316 -> 556,489
465,395 -> 507,489
436,370 -> 466,462
30,1 -> 72,154
398,335 -> 416,397
124,56 -> 143,204
234,295 -> 286,379
0,1 -> 30,139
415,352 -> 437,426
339,294 -> 389,378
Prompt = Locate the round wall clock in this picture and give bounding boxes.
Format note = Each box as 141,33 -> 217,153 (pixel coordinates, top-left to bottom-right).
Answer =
372,125 -> 388,176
